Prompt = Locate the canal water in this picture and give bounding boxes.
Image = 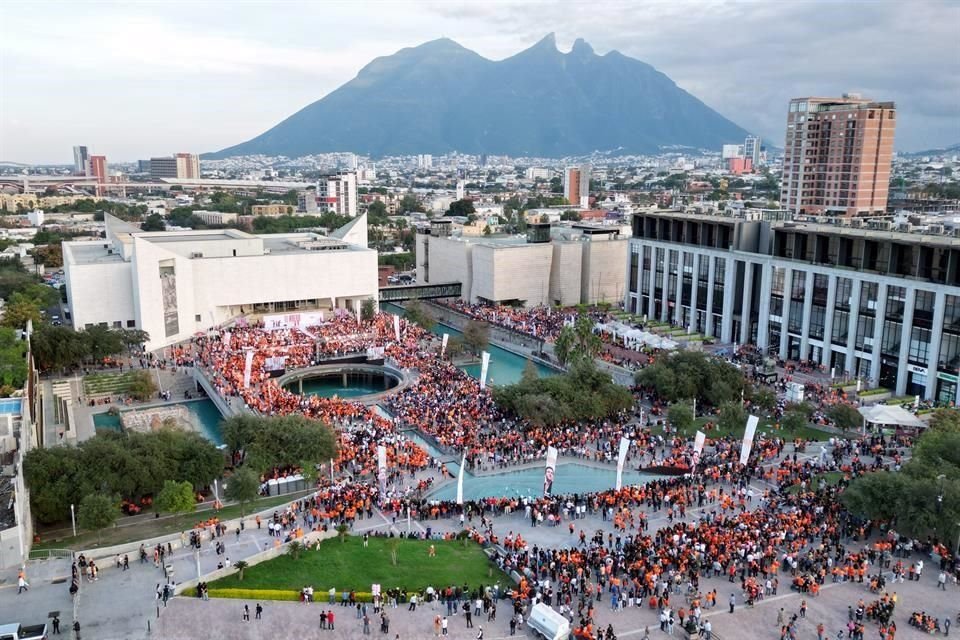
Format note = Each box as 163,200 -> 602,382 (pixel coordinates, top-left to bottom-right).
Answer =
383,303 -> 554,386
92,398 -> 225,446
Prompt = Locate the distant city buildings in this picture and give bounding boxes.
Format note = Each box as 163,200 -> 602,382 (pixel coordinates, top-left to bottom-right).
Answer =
149,153 -> 201,179
72,145 -> 89,175
88,155 -> 107,196
318,172 -> 358,217
251,203 -> 295,216
525,167 -> 551,181
417,154 -> 433,169
781,95 -> 896,217
744,135 -> 762,166
563,164 -> 591,208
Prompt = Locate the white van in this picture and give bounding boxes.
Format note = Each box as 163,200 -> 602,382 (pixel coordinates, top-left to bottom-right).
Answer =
527,602 -> 570,640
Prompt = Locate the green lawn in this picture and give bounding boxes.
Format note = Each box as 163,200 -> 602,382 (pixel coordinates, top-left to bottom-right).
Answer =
210,536 -> 510,593
83,371 -> 137,396
786,471 -> 844,495
32,493 -> 306,552
654,415 -> 833,441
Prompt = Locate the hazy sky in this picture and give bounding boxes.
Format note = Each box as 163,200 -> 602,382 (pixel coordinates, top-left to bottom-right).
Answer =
2,0 -> 958,164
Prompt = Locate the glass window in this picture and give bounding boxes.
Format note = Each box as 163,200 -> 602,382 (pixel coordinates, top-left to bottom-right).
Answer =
881,321 -> 902,356
791,272 -> 806,300
886,286 -> 906,320
832,310 -> 849,344
629,252 -> 639,294
913,290 -> 935,329
859,282 -> 878,314
835,278 -> 852,309
771,267 -> 785,296
788,300 -> 804,333
809,306 -> 826,339
855,316 -> 875,351
940,332 -> 960,374
908,327 -> 931,365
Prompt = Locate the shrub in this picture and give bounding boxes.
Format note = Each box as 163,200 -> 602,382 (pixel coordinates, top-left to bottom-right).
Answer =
203,588 -> 380,602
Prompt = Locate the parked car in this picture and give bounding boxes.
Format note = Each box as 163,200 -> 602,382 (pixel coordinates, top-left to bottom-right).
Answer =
0,622 -> 49,640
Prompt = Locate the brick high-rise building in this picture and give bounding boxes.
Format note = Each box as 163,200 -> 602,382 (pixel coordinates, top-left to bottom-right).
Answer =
88,155 -> 107,196
564,164 -> 591,208
781,95 -> 895,217
175,153 -> 200,179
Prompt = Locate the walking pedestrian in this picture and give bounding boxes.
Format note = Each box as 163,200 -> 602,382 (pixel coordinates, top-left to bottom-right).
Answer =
255,603 -> 263,620
242,605 -> 250,622
442,616 -> 448,636
52,616 -> 60,635
729,593 -> 736,614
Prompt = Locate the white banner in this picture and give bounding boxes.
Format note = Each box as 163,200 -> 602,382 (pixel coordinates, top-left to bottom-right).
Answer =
393,314 -> 400,341
544,446 -> 558,496
242,349 -> 255,389
263,311 -> 324,331
739,415 -> 760,465
615,437 -> 631,491
441,333 -> 449,357
222,330 -> 231,350
456,452 -> 466,505
264,355 -> 287,371
479,351 -> 491,389
366,346 -> 385,361
693,430 -> 706,468
377,445 -> 388,499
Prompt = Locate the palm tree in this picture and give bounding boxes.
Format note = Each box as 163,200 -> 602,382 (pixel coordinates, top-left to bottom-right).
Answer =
234,560 -> 249,581
287,541 -> 304,560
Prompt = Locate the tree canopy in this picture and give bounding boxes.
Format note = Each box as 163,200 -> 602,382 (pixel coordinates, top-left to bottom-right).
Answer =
553,316 -> 602,367
635,351 -> 745,407
23,428 -> 222,524
229,414 -> 338,479
842,408 -> 960,540
494,359 -> 633,427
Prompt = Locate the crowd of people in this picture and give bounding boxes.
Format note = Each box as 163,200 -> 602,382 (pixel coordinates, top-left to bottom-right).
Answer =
160,302 -> 958,640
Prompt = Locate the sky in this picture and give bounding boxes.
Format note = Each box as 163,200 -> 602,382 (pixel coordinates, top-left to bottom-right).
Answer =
1,0 -> 958,164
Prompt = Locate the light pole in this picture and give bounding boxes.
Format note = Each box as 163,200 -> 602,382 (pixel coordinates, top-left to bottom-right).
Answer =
937,474 -> 946,514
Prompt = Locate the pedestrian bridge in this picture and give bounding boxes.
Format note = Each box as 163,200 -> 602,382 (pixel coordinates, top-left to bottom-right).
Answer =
378,282 -> 461,302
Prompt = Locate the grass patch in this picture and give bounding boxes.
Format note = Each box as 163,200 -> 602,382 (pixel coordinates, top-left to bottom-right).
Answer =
884,396 -> 916,406
786,471 -> 844,495
653,415 -> 832,441
33,493 -> 305,551
84,371 -> 137,396
209,536 -> 510,593
858,387 -> 891,397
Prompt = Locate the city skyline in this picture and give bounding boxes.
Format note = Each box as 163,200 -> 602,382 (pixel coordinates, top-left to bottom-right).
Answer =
1,0 -> 958,164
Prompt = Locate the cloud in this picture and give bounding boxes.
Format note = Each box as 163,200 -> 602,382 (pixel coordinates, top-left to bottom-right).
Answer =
1,0 -> 957,162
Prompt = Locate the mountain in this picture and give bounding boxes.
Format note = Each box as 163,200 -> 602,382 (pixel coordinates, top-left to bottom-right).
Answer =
208,34 -> 749,159
898,143 -> 960,157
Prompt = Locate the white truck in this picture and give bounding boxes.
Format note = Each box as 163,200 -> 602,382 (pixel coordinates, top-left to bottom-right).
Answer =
0,623 -> 48,640
527,602 -> 570,640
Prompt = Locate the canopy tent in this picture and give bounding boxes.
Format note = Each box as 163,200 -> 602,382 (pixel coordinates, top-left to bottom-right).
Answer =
857,404 -> 925,429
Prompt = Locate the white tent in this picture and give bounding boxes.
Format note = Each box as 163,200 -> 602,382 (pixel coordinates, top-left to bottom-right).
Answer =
857,404 -> 925,429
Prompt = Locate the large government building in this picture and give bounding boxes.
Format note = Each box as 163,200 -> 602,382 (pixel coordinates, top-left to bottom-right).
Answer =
63,215 -> 378,350
626,210 -> 960,402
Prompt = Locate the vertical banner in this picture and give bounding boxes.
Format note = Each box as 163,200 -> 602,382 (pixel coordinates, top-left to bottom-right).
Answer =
615,437 -> 631,491
377,445 -> 388,499
223,330 -> 231,351
739,415 -> 760,465
692,430 -> 706,468
544,446 -> 558,496
441,333 -> 449,357
393,314 -> 400,341
242,349 -> 255,389
479,351 -> 491,389
456,452 -> 466,505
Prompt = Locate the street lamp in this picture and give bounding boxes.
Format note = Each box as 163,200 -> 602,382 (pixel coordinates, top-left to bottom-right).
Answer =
937,474 -> 946,513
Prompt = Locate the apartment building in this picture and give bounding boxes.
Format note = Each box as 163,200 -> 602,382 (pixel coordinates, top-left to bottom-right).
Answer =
781,95 -> 896,217
626,210 -> 960,402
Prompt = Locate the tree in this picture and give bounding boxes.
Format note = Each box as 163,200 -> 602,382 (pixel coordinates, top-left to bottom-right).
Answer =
636,351 -> 745,407
222,414 -> 261,463
461,320 -> 489,356
668,402 -> 695,434
77,493 -> 119,545
336,522 -> 349,543
367,201 -> 389,225
224,467 -> 260,516
360,298 -> 376,322
244,415 -> 338,476
0,327 -> 28,389
521,359 -> 539,385
827,403 -> 862,433
140,213 -> 166,231
399,194 -> 424,213
404,300 -> 435,331
233,560 -> 249,581
717,401 -> 747,435
446,199 -> 476,217
781,409 -> 808,433
287,540 -> 304,560
751,388 -> 777,415
0,297 -> 43,329
127,370 -> 157,401
154,480 -> 196,525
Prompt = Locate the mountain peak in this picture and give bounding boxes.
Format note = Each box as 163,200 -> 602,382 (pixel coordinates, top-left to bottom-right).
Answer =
208,36 -> 748,159
570,38 -> 594,57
